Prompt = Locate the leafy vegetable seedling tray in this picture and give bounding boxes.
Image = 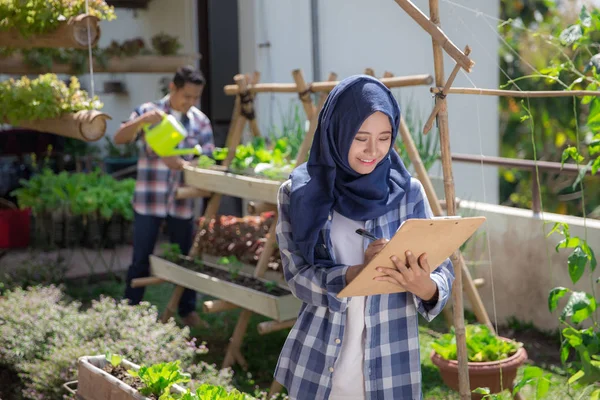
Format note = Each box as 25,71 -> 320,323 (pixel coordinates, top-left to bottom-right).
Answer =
150,255 -> 300,321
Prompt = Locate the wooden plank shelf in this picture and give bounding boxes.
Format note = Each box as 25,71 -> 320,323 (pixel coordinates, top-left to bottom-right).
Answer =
183,166 -> 282,204
150,255 -> 300,322
0,54 -> 201,75
0,15 -> 100,49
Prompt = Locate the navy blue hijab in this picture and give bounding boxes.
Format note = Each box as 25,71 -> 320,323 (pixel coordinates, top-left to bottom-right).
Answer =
289,75 -> 411,264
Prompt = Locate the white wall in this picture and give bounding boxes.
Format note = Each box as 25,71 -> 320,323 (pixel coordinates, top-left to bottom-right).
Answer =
238,0 -> 500,204
83,0 -> 198,148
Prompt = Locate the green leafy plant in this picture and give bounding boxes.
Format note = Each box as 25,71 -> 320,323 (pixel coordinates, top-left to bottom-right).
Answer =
0,74 -> 102,125
198,155 -> 216,168
395,102 -> 439,173
192,383 -> 254,400
105,136 -> 139,158
218,256 -> 243,280
0,0 -> 116,38
547,222 -> 599,395
161,243 -> 182,263
432,324 -> 522,362
127,360 -> 190,398
151,32 -> 182,56
264,281 -> 278,293
105,351 -> 123,368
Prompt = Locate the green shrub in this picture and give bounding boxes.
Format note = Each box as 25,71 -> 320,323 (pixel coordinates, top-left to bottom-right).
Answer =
0,285 -> 231,399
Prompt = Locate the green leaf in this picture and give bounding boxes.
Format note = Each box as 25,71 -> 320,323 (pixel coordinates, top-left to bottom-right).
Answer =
582,82 -> 598,104
567,369 -> 585,384
520,115 -> 530,122
572,160 -> 593,190
536,377 -> 550,399
591,388 -> 600,400
472,387 -> 491,395
556,237 -> 581,252
562,146 -> 585,167
568,246 -> 588,284
560,341 -> 570,364
592,157 -> 600,175
582,242 -> 597,272
559,25 -> 583,46
561,292 -> 597,324
548,287 -> 570,312
580,6 -> 592,27
547,222 -> 570,239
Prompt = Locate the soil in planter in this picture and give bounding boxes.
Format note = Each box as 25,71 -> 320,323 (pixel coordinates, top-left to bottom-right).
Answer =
173,257 -> 289,297
102,364 -> 153,398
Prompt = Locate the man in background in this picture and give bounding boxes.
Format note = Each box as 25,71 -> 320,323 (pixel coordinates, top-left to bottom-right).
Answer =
114,65 -> 214,327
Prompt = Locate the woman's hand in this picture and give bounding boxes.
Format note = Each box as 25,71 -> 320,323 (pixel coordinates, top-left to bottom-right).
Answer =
373,250 -> 437,301
346,238 -> 388,284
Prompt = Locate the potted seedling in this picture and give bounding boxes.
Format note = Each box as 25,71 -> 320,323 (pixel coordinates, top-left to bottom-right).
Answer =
430,324 -> 528,400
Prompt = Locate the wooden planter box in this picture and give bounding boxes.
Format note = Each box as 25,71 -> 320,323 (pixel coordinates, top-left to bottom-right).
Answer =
0,54 -> 201,75
73,355 -> 185,400
183,166 -> 282,204
0,15 -> 100,49
150,255 -> 300,321
201,254 -> 285,286
16,110 -> 111,142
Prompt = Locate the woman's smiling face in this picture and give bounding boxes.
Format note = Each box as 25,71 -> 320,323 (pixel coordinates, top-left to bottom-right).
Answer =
347,111 -> 392,175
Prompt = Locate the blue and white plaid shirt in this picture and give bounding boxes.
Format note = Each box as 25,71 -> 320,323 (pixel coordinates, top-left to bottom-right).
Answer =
275,177 -> 454,400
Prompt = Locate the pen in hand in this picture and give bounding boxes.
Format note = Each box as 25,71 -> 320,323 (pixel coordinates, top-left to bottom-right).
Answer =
355,228 -> 380,242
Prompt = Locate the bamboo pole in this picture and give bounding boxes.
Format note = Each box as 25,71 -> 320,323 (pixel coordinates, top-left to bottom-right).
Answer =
394,0 -> 474,72
253,220 -> 278,278
222,309 -> 252,369
203,300 -> 239,313
160,285 -> 185,323
430,87 -> 600,98
426,0 -> 471,397
247,201 -> 278,215
248,72 -> 261,137
383,71 -> 394,78
257,319 -> 296,335
424,46 -> 471,134
130,277 -> 165,288
292,69 -> 317,120
295,72 -> 338,166
176,187 -> 212,199
223,74 -> 433,95
364,67 -> 375,76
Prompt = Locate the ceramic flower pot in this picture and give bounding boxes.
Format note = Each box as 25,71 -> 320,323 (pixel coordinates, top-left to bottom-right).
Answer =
430,338 -> 528,400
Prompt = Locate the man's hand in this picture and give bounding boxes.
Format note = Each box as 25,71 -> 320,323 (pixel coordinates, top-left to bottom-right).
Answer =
141,110 -> 163,125
161,156 -> 189,171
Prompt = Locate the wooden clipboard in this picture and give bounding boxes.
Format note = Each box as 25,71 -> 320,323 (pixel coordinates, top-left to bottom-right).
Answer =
337,216 -> 486,298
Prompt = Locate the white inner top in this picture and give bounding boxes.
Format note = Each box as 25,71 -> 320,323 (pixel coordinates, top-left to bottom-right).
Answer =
329,211 -> 367,400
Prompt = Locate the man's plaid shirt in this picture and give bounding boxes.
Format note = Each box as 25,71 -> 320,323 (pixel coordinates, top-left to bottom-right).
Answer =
129,96 -> 214,219
274,177 -> 454,400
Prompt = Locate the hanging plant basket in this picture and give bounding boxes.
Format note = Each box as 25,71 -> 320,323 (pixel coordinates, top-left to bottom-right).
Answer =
430,342 -> 528,400
0,14 -> 101,49
16,110 -> 111,142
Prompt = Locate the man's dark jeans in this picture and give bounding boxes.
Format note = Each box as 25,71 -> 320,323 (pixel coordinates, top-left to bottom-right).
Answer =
125,212 -> 196,317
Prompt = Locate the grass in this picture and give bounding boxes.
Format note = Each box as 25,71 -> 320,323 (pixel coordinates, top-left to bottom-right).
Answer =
63,277 -> 588,399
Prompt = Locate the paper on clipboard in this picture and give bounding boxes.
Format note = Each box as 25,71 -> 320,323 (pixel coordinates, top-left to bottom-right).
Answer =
337,216 -> 486,298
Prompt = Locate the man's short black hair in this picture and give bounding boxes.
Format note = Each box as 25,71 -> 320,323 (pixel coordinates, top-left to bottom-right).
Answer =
173,65 -> 205,88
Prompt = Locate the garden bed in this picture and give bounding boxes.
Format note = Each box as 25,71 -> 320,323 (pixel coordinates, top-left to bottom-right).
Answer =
149,255 -> 300,321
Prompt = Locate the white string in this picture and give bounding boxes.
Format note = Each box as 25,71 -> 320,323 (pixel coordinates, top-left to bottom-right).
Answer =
84,0 -> 95,98
440,0 -> 503,23
459,68 -> 500,335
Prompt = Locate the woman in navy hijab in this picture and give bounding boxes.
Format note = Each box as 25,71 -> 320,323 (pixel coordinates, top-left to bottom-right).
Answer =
274,75 -> 454,400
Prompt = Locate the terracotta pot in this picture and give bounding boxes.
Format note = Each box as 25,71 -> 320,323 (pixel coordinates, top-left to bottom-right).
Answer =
430,338 -> 528,400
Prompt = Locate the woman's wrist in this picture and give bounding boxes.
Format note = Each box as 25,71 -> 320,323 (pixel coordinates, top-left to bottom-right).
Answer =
345,264 -> 364,284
